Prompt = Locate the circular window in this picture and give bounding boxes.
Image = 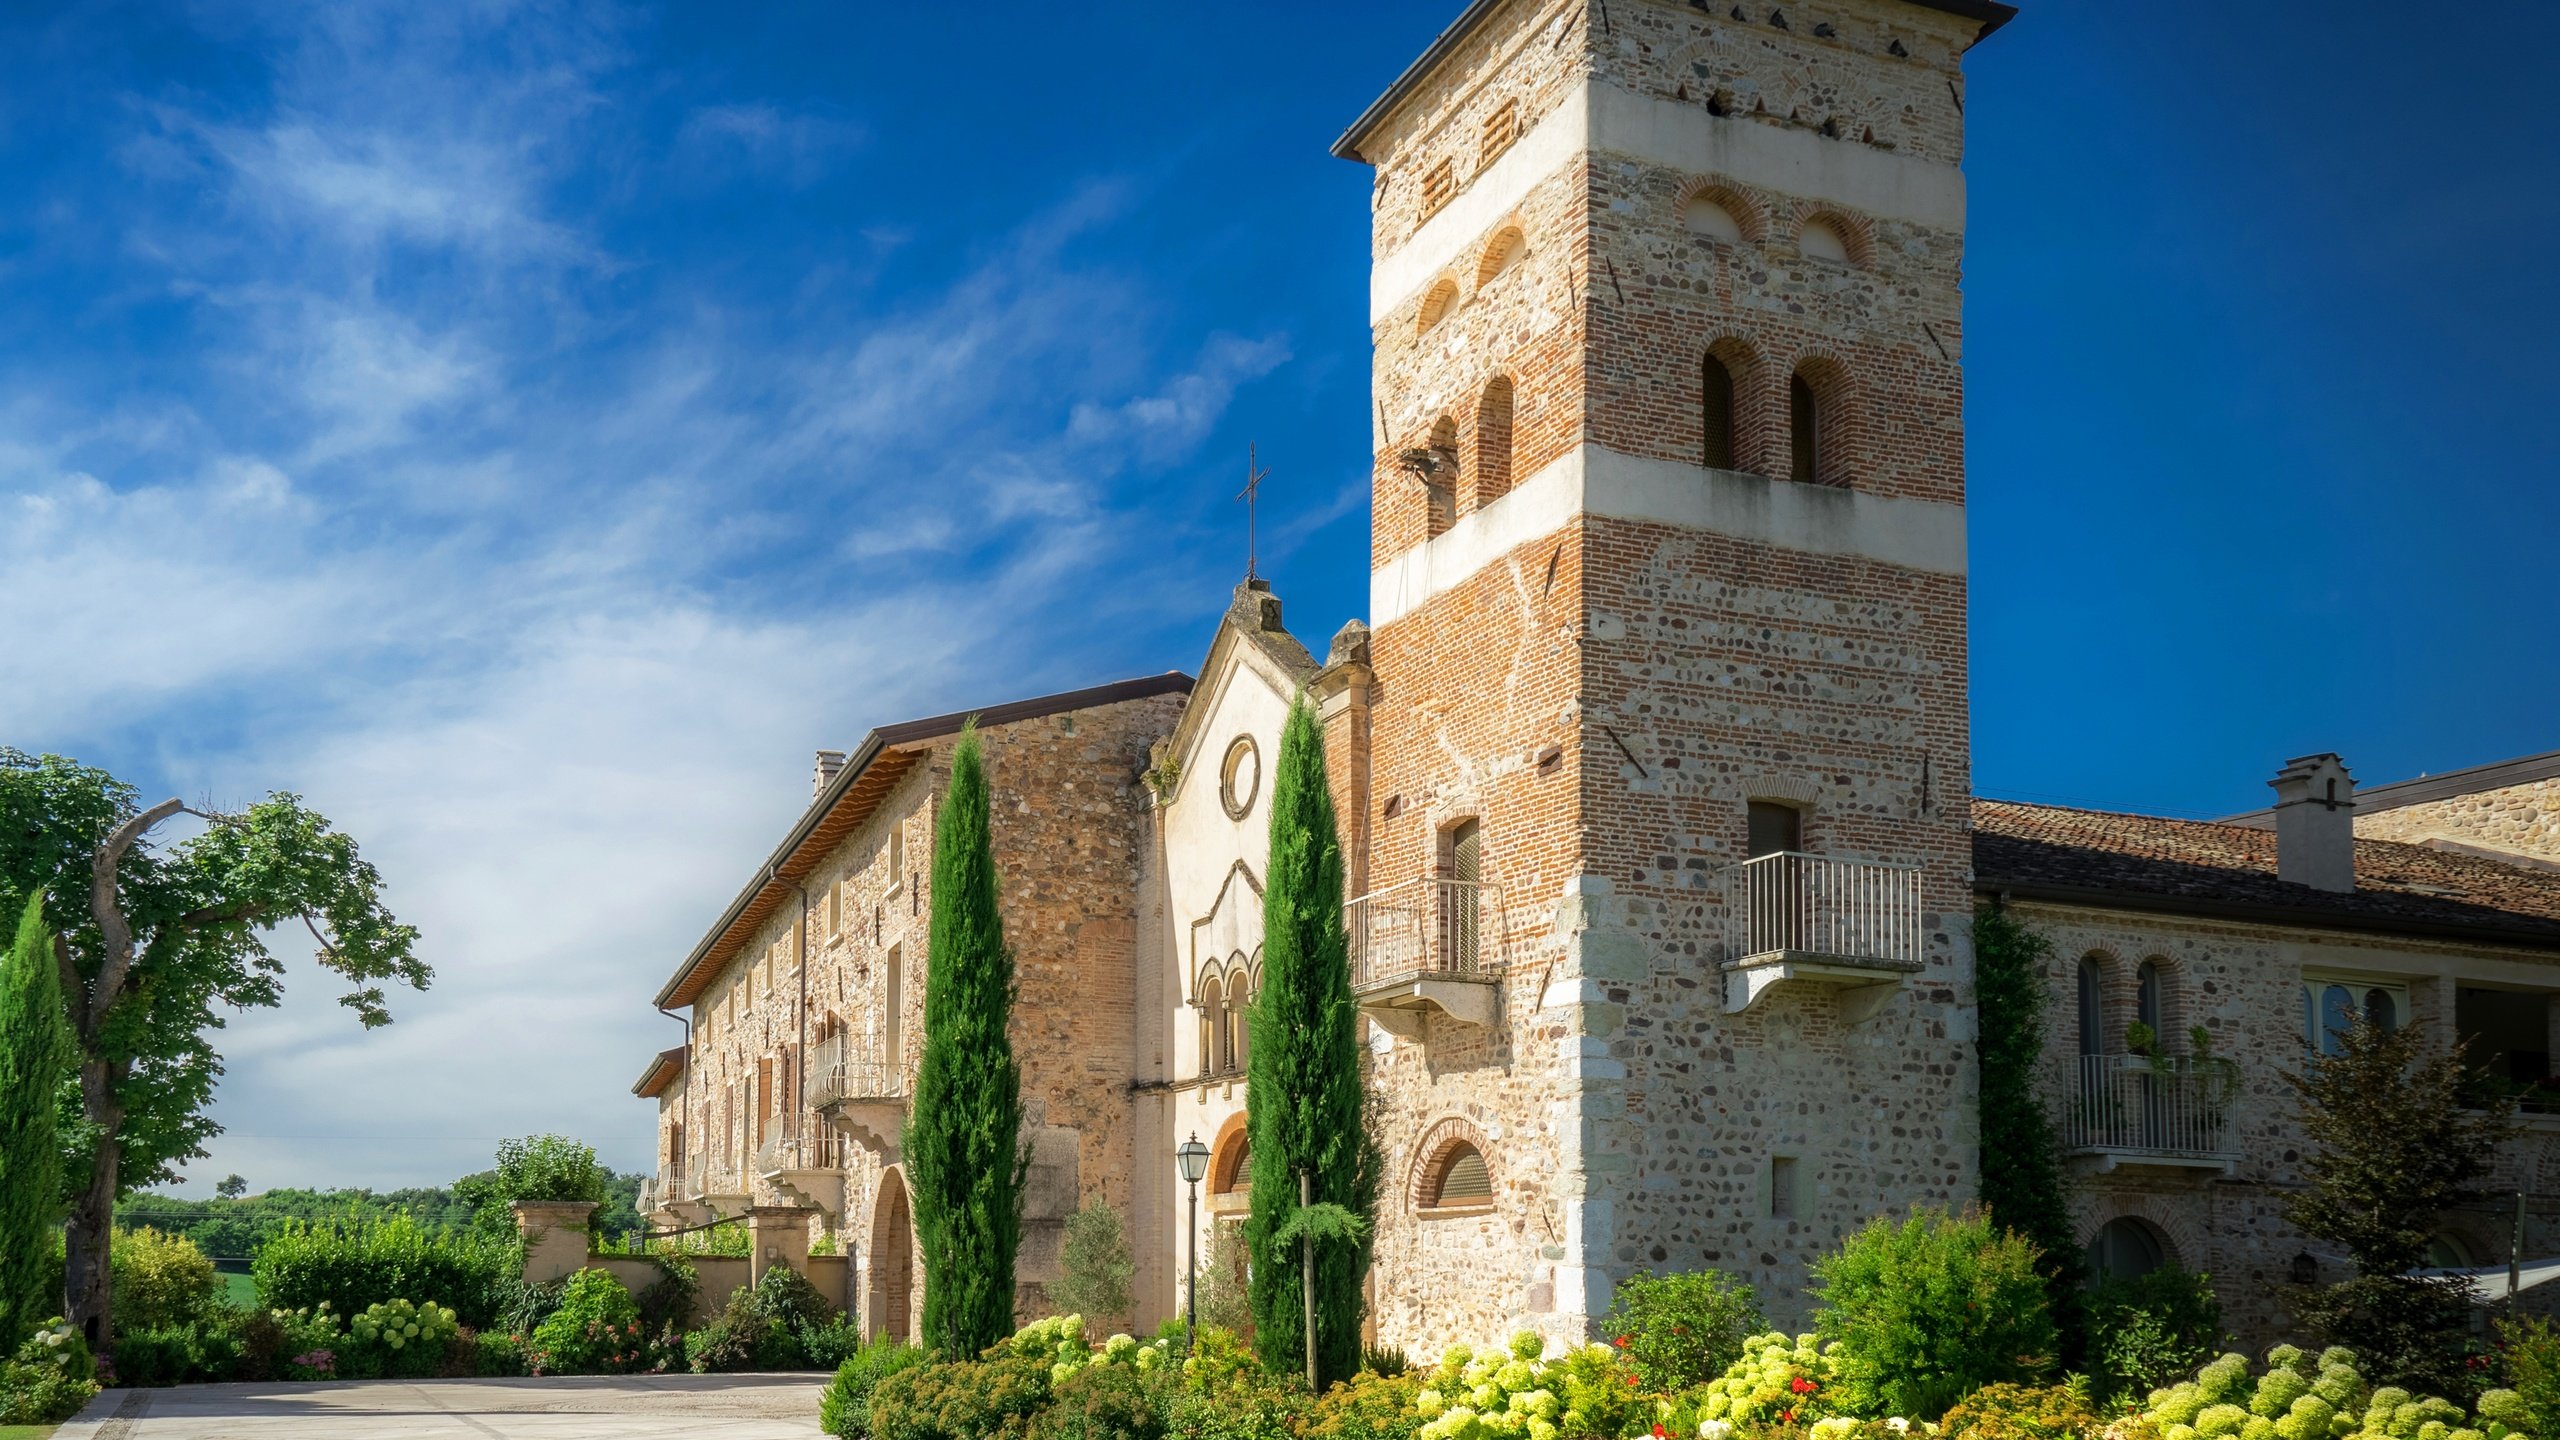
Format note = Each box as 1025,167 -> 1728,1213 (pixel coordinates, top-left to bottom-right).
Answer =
1220,736 -> 1260,820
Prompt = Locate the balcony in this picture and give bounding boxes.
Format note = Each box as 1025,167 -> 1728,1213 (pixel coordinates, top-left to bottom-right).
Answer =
2061,1054 -> 2242,1175
755,1122 -> 848,1215
1346,877 -> 1500,1039
809,1034 -> 909,1161
1721,852 -> 1923,1023
688,1161 -> 747,1216
637,1167 -> 683,1220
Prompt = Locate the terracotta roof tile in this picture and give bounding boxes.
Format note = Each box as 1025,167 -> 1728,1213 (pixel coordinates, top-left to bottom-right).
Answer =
1971,799 -> 2560,948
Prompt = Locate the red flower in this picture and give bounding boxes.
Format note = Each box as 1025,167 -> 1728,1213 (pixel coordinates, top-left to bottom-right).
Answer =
1614,1336 -> 1630,1348
1792,1377 -> 1817,1394
1654,1427 -> 1668,1438
1782,1411 -> 1796,1426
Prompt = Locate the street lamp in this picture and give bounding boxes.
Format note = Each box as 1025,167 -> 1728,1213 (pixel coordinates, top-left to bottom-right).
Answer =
1176,1133 -> 1212,1350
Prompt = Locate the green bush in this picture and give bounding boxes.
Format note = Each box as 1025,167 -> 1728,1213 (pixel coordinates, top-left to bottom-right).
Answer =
2088,1268 -> 2225,1405
1938,1380 -> 2100,1440
867,1353 -> 1054,1440
475,1328 -> 529,1377
1812,1205 -> 2058,1420
754,1262 -> 838,1337
1031,1361 -> 1170,1440
252,1215 -> 517,1327
113,1227 -> 222,1333
1300,1372 -> 1425,1440
685,1286 -> 804,1373
528,1269 -> 647,1376
821,1335 -> 933,1437
1359,1346 -> 1411,1379
109,1323 -> 221,1387
634,1257 -> 700,1335
1053,1201 -> 1137,1329
1601,1268 -> 1766,1393
2502,1317 -> 2560,1440
456,1135 -> 611,1238
1679,1330 -> 1836,1430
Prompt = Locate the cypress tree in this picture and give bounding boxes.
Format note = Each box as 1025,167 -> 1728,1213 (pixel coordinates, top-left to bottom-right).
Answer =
902,724 -> 1025,1356
1971,904 -> 2082,1362
1,893 -> 69,1343
1246,696 -> 1377,1387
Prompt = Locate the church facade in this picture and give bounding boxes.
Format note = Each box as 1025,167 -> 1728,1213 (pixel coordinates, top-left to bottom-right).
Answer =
635,0 -> 2560,1354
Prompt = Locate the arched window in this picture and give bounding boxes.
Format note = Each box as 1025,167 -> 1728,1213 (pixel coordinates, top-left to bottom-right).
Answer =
1790,371 -> 1820,484
1472,375 -> 1515,507
1421,1142 -> 1494,1209
2086,1217 -> 2168,1284
1211,1129 -> 1251,1196
1418,279 -> 1458,333
1230,967 -> 1253,1073
2428,1233 -> 2476,1269
1476,227 -> 1525,286
1799,218 -> 1850,264
2365,987 -> 2400,1034
1424,415 -> 1458,537
2135,959 -> 2164,1044
1198,975 -> 1225,1077
1702,354 -> 1736,471
2077,957 -> 2104,1058
2307,983 -> 2355,1055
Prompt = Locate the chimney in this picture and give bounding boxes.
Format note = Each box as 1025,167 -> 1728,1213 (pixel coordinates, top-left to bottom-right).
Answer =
2268,753 -> 2357,892
813,749 -> 848,798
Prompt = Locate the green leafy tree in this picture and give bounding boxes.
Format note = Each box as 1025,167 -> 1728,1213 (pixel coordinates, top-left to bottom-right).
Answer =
0,748 -> 425,1349
214,1175 -> 246,1200
1,895 -> 72,1343
1971,905 -> 2083,1361
2285,1013 -> 2510,1395
1052,1199 -> 1134,1326
1245,696 -> 1377,1388
900,724 -> 1025,1357
453,1134 -> 611,1238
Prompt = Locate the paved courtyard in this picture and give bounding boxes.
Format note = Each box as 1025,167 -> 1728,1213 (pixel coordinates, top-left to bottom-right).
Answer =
54,1374 -> 829,1439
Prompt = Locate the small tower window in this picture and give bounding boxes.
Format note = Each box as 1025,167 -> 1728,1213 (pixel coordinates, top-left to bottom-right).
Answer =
1418,279 -> 1457,334
1472,375 -> 1515,507
1199,975 -> 1225,1077
1799,218 -> 1850,263
1479,101 -> 1520,166
1420,159 -> 1456,218
1790,372 -> 1820,484
1770,1156 -> 1800,1219
1702,355 -> 1737,471
1422,1142 -> 1493,1209
2135,959 -> 2164,1043
1746,800 -> 1801,858
1477,226 -> 1525,286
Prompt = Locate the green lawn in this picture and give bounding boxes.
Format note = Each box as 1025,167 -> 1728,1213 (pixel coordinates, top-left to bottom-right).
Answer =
220,1271 -> 259,1309
0,1424 -> 60,1439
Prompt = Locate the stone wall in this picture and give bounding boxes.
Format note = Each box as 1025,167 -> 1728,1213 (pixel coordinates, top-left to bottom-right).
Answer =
2011,899 -> 2560,1346
2359,776 -> 2560,863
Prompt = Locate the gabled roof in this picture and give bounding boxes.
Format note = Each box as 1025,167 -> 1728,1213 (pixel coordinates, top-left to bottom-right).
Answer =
632,1046 -> 686,1099
1972,799 -> 2560,952
1158,579 -> 1319,809
1331,0 -> 2019,162
651,673 -> 1194,1009
2222,750 -> 2560,829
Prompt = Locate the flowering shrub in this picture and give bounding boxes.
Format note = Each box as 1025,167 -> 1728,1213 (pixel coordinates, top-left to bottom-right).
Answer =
1684,1332 -> 1838,1431
1935,1380 -> 2095,1440
344,1298 -> 460,1378
2136,1344 -> 2532,1440
1812,1207 -> 2057,1422
528,1268 -> 653,1376
0,1318 -> 100,1425
1411,1332 -> 1646,1440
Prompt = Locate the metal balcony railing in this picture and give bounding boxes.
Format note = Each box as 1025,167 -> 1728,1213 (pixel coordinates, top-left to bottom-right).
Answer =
806,1034 -> 906,1109
1346,878 -> 1501,990
690,1162 -> 743,1201
2062,1054 -> 2242,1158
1724,852 -> 1922,968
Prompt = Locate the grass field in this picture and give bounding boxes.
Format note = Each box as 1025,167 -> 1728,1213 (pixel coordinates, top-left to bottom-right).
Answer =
220,1271 -> 258,1309
0,1424 -> 61,1439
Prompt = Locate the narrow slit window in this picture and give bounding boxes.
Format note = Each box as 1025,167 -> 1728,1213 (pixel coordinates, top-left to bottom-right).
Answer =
1703,355 -> 1736,470
1770,1156 -> 1799,1219
1790,372 -> 1819,484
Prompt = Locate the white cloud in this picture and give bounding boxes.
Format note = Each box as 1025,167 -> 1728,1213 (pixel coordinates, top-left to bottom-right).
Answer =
1068,333 -> 1292,463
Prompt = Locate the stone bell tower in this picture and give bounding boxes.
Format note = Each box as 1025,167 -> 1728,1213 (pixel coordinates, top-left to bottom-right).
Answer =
1332,0 -> 2011,1345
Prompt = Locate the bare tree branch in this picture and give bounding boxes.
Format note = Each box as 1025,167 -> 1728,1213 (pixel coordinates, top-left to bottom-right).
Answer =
87,796 -> 186,1033
300,910 -> 343,964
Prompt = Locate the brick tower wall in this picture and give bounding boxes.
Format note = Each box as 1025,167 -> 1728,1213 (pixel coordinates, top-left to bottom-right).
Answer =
1351,0 -> 1990,1347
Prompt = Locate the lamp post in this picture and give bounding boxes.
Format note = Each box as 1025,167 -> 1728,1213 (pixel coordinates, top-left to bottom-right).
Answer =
1176,1133 -> 1211,1352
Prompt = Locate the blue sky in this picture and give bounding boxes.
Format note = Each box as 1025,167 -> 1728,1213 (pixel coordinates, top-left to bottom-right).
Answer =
2,0 -> 2550,1192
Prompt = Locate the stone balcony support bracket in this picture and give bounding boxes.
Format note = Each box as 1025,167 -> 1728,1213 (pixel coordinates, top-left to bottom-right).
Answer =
1355,975 -> 1498,1038
1720,952 -> 1923,1025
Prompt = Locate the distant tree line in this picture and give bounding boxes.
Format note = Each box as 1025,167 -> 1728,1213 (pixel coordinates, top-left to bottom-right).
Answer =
112,1165 -> 646,1259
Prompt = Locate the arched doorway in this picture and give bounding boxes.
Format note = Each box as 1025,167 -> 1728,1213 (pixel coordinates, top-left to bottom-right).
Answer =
2086,1215 -> 2170,1284
870,1170 -> 915,1343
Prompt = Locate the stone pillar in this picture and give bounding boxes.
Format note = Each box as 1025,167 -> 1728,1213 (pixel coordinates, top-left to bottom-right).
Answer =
747,1205 -> 816,1280
512,1201 -> 598,1286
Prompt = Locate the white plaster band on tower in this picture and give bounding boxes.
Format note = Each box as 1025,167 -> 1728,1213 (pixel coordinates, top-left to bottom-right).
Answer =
1369,442 -> 1969,628
1370,79 -> 1970,326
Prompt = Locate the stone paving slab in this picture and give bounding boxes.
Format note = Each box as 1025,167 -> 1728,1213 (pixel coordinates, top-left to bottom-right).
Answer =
54,1373 -> 828,1439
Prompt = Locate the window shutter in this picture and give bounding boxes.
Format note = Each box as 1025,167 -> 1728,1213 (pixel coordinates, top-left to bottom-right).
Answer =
1433,1146 -> 1492,1205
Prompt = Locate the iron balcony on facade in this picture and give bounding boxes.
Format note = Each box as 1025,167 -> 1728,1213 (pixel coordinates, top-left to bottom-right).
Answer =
755,1122 -> 849,1215
688,1161 -> 748,1217
808,1033 -> 910,1162
1721,851 -> 1924,1023
637,1167 -> 682,1221
1346,877 -> 1500,1038
2062,1053 -> 2242,1175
